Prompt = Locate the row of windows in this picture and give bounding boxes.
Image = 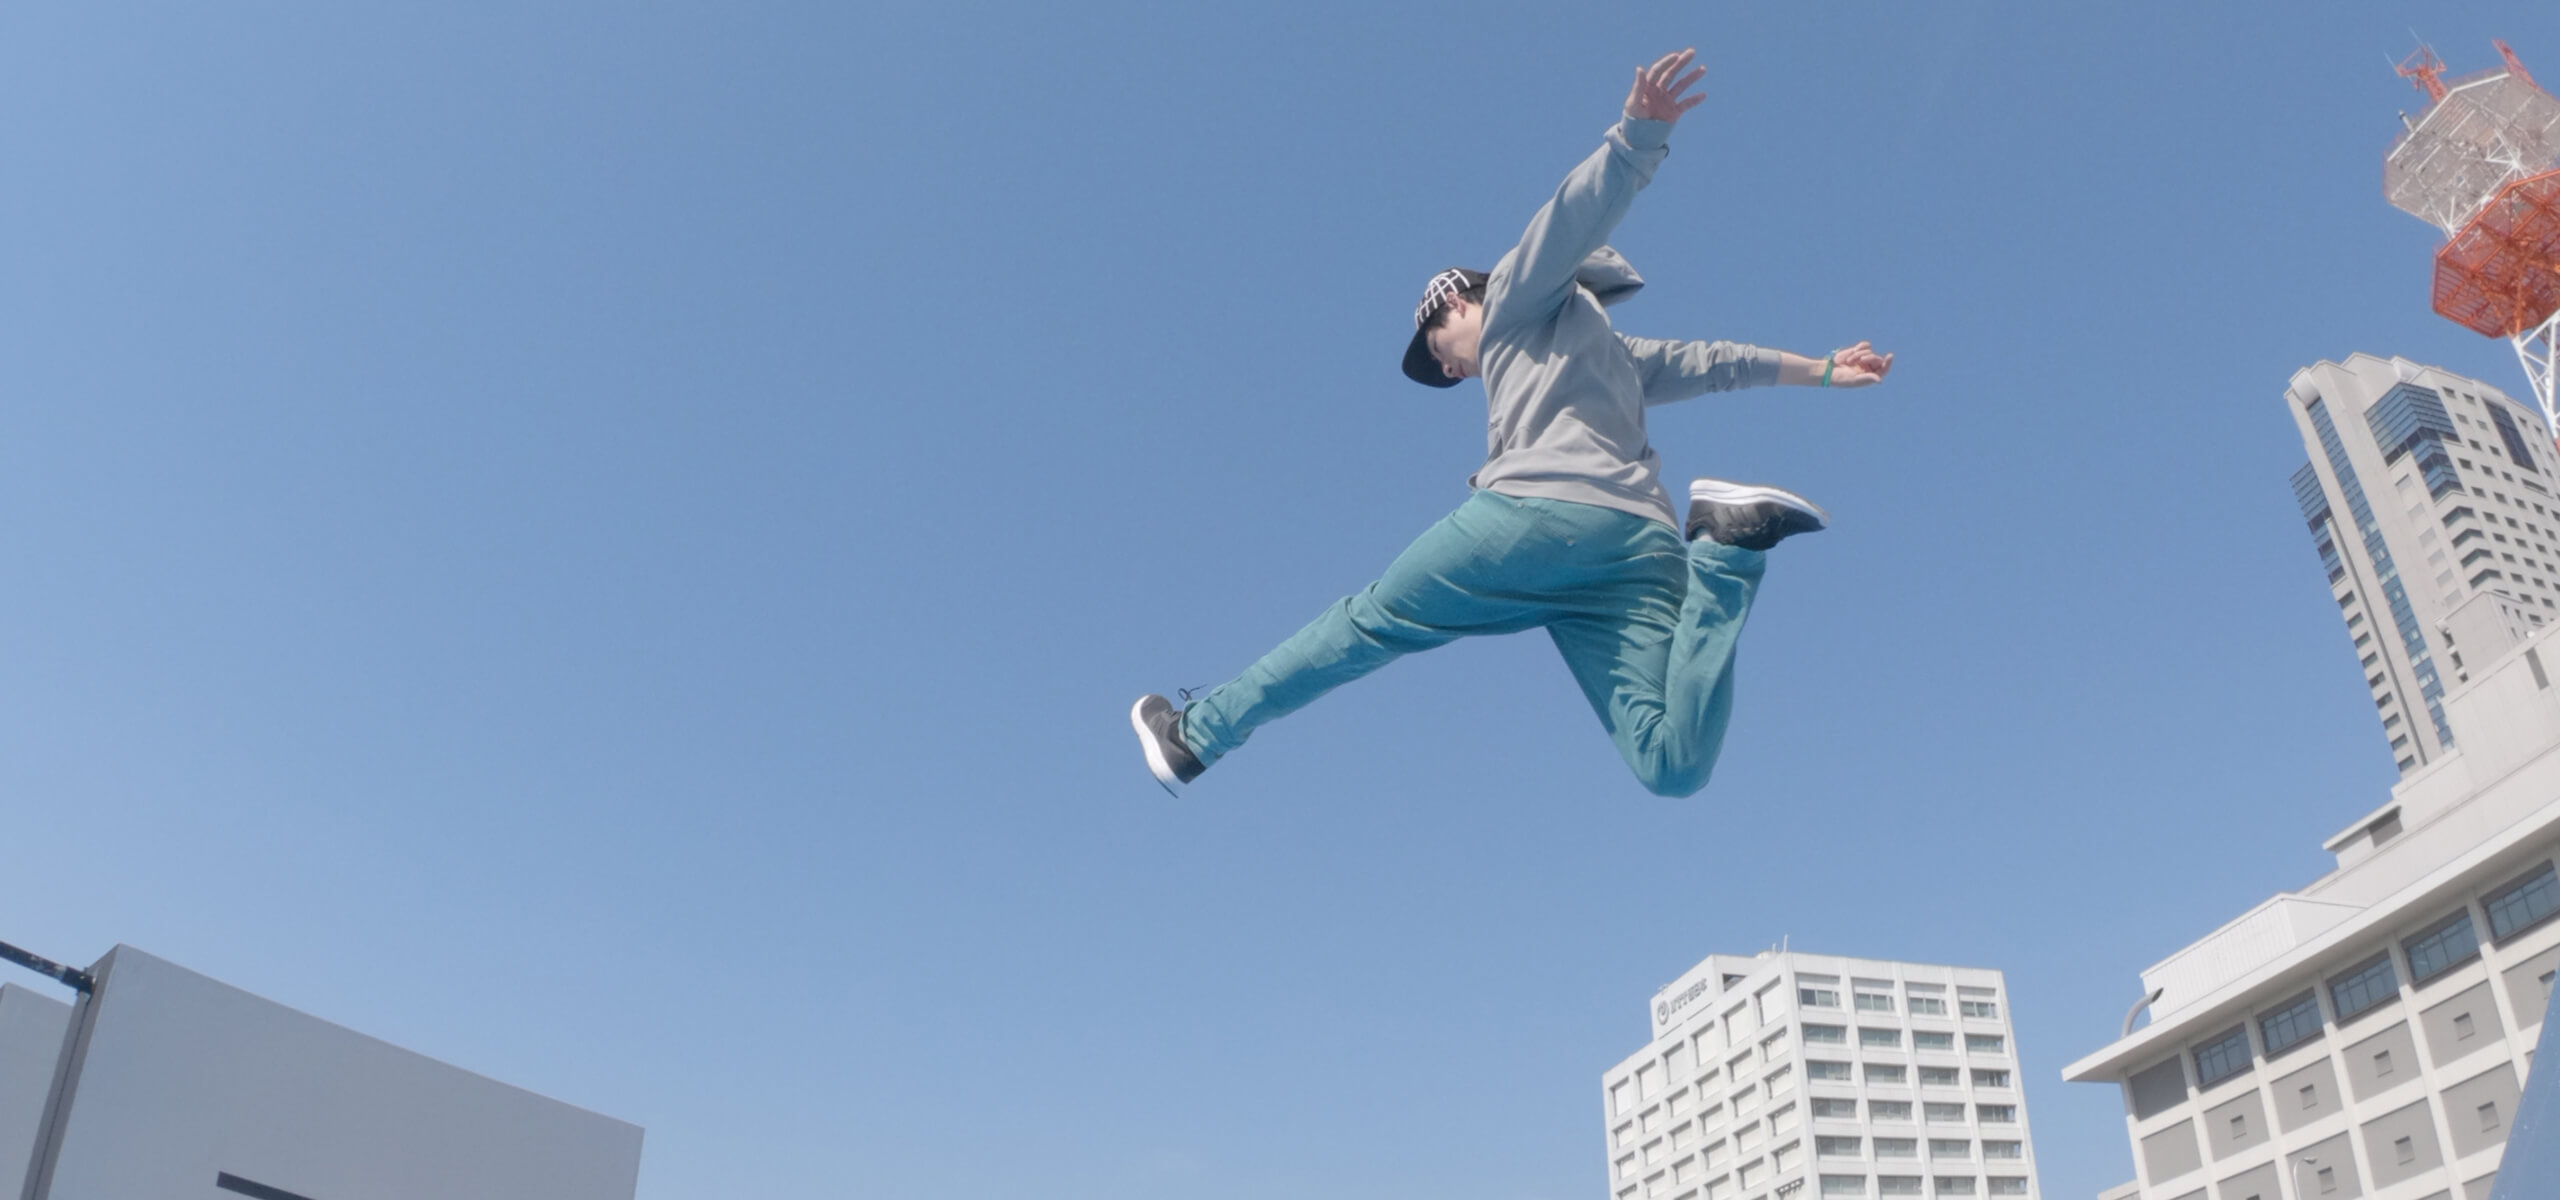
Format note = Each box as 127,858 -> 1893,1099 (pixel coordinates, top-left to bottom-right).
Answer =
1804,1062 -> 2010,1088
1807,1098 -> 2017,1124
1816,1175 -> 2027,1197
1804,1026 -> 2005,1055
1626,1066 -> 1799,1134
1799,989 -> 1999,1021
2182,856 -> 2559,1089
1811,1137 -> 2024,1161
1616,1100 -> 1803,1174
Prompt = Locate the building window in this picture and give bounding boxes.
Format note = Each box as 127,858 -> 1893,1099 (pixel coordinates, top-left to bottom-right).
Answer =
2328,953 -> 2399,1020
1802,988 -> 1842,1009
1933,1178 -> 1976,1196
1857,993 -> 1895,1014
2485,861 -> 2560,940
1963,1035 -> 2004,1055
1808,1061 -> 1853,1082
1986,1179 -> 2027,1196
1980,1141 -> 2022,1160
2404,910 -> 2482,983
1974,1105 -> 2015,1124
1870,1101 -> 1913,1121
1805,1025 -> 1847,1045
1971,1070 -> 2010,1089
1817,1136 -> 1864,1158
1924,1103 -> 1967,1123
2193,1024 -> 2252,1086
1862,1029 -> 1904,1050
1928,1139 -> 1971,1159
1866,1064 -> 1908,1085
1907,996 -> 1948,1016
1812,1098 -> 1859,1119
1820,1176 -> 1867,1197
1958,1000 -> 1998,1019
1918,1067 -> 1961,1087
1913,1032 -> 1954,1052
1878,1178 -> 1922,1196
2258,991 -> 2323,1057
1875,1138 -> 1917,1160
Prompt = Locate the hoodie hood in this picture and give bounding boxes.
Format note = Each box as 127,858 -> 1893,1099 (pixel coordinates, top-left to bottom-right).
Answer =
1572,246 -> 1645,308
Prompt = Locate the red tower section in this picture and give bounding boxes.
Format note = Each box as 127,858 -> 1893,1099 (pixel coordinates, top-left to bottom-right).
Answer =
2385,41 -> 2560,444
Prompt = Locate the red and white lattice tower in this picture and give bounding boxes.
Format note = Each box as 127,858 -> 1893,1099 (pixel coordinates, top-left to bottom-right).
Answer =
2384,41 -> 2560,448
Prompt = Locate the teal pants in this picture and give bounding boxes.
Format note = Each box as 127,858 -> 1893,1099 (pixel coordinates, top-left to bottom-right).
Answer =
1182,490 -> 1764,797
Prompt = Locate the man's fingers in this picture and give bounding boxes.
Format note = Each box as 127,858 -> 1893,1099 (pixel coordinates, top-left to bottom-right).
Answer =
1646,48 -> 1694,87
1668,65 -> 1706,97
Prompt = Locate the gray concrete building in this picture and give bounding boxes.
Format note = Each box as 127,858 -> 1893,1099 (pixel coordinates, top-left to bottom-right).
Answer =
3,944 -> 643,1200
0,986 -> 71,1199
2062,617 -> 2560,1199
2286,355 -> 2560,775
1605,951 -> 2043,1200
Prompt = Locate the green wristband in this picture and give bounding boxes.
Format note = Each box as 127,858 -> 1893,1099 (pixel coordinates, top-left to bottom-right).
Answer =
1821,355 -> 1834,387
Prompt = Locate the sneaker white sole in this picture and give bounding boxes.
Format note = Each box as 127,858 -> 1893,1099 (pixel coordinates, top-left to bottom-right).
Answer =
1130,696 -> 1187,797
1688,478 -> 1829,523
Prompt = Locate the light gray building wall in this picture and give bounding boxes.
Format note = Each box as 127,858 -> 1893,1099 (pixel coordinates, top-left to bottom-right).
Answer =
1605,951 -> 2043,1200
2286,354 -> 2560,775
19,945 -> 643,1200
0,987 -> 70,1200
2063,621 -> 2560,1200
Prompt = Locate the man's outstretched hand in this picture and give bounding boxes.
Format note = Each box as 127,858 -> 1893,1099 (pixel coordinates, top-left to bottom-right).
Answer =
1625,48 -> 1707,125
1826,342 -> 1894,388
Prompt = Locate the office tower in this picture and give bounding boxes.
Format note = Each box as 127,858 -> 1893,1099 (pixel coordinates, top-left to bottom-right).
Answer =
2286,354 -> 2560,774
1605,951 -> 2043,1200
2062,624 -> 2560,1200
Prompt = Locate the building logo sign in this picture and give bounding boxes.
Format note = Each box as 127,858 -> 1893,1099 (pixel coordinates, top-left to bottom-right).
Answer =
1655,976 -> 1713,1033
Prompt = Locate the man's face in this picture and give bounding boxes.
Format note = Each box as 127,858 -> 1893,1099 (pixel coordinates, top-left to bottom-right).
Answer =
1425,298 -> 1483,383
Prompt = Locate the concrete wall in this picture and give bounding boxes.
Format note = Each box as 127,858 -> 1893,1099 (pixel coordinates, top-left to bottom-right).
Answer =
0,988 -> 70,1200
22,946 -> 642,1200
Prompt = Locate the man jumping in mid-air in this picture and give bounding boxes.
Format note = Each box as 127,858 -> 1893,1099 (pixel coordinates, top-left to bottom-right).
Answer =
1132,47 -> 1893,798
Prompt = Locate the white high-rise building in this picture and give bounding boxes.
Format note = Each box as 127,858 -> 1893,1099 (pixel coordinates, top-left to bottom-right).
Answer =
1603,951 -> 2043,1200
2286,354 -> 2560,775
2061,618 -> 2560,1200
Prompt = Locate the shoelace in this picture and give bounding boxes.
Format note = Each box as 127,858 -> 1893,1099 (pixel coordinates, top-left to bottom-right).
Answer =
1176,685 -> 1210,708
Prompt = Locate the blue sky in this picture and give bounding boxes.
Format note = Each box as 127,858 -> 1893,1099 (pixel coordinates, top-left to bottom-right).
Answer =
0,3 -> 2548,1198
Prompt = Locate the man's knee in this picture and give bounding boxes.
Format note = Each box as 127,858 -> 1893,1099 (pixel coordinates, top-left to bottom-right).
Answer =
1636,758 -> 1713,798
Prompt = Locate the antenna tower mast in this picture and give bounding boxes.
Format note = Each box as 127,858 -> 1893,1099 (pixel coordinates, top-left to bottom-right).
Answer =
2383,40 -> 2560,447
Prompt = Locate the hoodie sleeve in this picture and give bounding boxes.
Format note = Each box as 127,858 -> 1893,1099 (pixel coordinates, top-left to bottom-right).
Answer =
1482,118 -> 1670,336
1619,335 -> 1783,406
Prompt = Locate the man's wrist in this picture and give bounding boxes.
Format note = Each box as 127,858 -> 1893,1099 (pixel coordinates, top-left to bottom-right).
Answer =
1618,115 -> 1673,151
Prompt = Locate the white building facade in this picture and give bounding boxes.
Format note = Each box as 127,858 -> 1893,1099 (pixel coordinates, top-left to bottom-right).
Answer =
1604,951 -> 2043,1200
2061,620 -> 2560,1200
2286,355 -> 2560,775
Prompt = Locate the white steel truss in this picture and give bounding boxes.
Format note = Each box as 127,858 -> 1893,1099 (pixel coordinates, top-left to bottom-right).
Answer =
2519,307 -> 2560,446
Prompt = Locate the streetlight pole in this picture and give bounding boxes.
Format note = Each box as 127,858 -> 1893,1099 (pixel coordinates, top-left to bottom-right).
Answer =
2288,1154 -> 2322,1200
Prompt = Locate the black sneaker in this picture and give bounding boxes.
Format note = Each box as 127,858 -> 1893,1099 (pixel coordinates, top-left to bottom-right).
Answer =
1685,478 -> 1829,550
1129,694 -> 1206,796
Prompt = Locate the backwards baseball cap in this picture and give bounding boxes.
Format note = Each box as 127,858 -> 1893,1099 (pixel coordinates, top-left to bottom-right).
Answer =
1401,267 -> 1489,388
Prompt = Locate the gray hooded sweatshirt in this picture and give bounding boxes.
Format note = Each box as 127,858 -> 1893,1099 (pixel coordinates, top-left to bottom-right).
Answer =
1473,116 -> 1780,530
